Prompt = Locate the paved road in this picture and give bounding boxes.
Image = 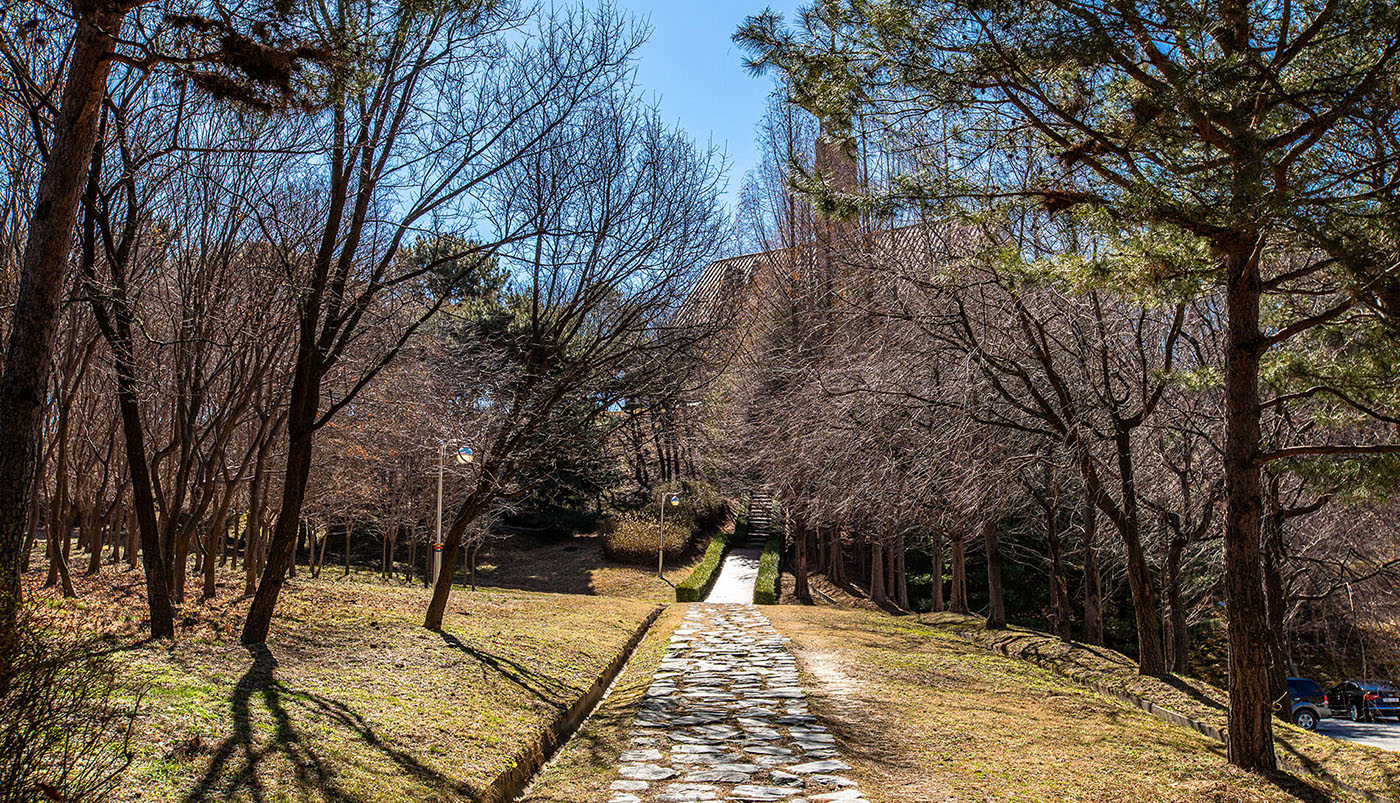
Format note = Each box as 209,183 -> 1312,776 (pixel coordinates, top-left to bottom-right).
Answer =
1316,718 -> 1400,751
608,604 -> 866,802
705,545 -> 762,604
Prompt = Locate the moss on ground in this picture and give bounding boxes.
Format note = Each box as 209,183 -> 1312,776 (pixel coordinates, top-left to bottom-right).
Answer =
769,606 -> 1361,803
28,570 -> 656,803
518,605 -> 686,801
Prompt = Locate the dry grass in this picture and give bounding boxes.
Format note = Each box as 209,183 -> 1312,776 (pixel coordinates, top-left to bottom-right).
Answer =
517,605 -> 686,801
942,613 -> 1400,800
25,567 -> 657,803
602,516 -> 693,564
768,606 -> 1356,803
473,532 -> 704,604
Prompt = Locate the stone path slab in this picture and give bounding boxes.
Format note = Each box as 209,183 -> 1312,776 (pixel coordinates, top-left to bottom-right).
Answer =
608,604 -> 866,803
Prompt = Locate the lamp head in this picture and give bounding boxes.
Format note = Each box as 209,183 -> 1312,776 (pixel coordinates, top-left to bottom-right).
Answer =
669,494 -> 680,506
457,446 -> 474,464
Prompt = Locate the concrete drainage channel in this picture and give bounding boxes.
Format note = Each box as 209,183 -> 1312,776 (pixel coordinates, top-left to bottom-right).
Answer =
482,604 -> 664,803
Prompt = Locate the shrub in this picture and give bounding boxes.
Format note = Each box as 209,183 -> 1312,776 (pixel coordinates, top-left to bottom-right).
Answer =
603,513 -> 692,564
0,616 -> 138,803
754,532 -> 782,605
676,509 -> 746,602
682,481 -> 730,533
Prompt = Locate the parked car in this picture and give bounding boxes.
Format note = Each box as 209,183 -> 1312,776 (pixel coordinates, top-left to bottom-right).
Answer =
1286,677 -> 1331,730
1326,680 -> 1400,722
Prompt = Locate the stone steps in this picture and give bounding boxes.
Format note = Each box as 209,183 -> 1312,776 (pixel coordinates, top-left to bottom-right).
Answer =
746,492 -> 775,548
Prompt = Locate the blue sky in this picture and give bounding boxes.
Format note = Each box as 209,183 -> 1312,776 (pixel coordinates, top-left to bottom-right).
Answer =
617,1 -> 801,209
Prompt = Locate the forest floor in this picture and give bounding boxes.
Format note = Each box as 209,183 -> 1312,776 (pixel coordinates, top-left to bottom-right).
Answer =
25,566 -> 658,803
471,531 -> 706,604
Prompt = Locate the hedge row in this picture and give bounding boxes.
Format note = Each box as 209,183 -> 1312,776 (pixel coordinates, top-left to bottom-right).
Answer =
753,532 -> 782,605
675,509 -> 745,602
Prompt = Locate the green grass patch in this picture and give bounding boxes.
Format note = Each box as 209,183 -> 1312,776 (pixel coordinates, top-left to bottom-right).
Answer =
676,510 -> 744,602
754,532 -> 781,605
30,571 -> 658,803
519,606 -> 685,801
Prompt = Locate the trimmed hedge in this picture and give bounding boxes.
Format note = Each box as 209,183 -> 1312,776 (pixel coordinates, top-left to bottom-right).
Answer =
675,509 -> 745,602
753,533 -> 782,605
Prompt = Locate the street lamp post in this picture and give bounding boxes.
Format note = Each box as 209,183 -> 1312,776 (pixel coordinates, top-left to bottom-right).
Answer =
658,490 -> 680,578
433,441 -> 474,586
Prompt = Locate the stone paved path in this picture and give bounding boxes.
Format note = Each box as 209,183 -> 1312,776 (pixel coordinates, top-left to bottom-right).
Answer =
705,546 -> 762,604
608,604 -> 867,803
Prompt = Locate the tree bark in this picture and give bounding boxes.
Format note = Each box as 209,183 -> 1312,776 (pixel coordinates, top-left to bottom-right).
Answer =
1045,489 -> 1070,640
983,516 -> 1006,629
950,530 -> 968,615
1221,233 -> 1275,772
894,530 -> 909,610
792,515 -> 811,603
1165,535 -> 1190,674
242,384 -> 316,644
930,528 -> 945,613
1110,426 -> 1166,675
1081,493 -> 1103,645
1261,476 -> 1290,722
0,6 -> 127,686
424,511 -> 473,629
869,537 -> 886,605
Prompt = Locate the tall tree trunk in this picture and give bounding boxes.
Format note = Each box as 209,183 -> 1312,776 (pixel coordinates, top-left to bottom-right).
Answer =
83,504 -> 103,576
828,528 -> 845,585
1261,476 -> 1289,722
46,431 -> 70,589
109,497 -> 124,567
47,518 -> 76,598
1221,234 -> 1275,772
242,284 -> 328,644
1165,535 -> 1190,674
0,6 -> 127,688
894,531 -> 909,610
1046,495 -> 1070,640
203,503 -> 233,600
950,530 -> 968,615
930,528 -> 945,613
1081,494 -> 1103,645
425,508 -> 476,629
792,515 -> 811,603
983,517 -> 1006,629
316,525 -> 330,578
1110,426 -> 1165,676
869,537 -> 886,605
126,508 -> 138,568
21,490 -> 40,573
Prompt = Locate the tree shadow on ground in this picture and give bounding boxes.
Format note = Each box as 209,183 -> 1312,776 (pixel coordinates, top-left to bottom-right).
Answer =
1276,736 -> 1400,800
183,645 -> 477,803
435,630 -> 586,710
1159,674 -> 1228,713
